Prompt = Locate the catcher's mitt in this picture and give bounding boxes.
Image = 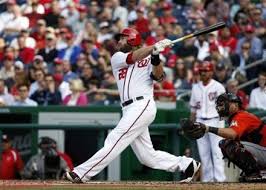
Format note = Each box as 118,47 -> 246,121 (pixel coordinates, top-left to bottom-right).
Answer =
180,118 -> 206,140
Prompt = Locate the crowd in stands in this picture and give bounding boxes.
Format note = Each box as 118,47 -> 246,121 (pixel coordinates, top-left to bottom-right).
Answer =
0,0 -> 264,109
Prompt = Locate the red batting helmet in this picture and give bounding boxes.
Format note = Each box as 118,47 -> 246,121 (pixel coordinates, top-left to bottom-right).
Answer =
120,28 -> 141,46
199,61 -> 214,72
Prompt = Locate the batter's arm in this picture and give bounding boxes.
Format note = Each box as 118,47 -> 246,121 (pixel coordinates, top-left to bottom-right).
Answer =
130,46 -> 154,63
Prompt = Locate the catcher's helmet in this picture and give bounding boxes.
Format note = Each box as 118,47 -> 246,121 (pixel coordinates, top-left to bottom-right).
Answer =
199,61 -> 214,72
215,93 -> 242,117
119,28 -> 141,46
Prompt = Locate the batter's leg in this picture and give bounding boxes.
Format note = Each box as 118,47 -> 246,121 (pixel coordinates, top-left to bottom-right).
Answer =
130,127 -> 193,173
197,133 -> 214,182
209,133 -> 226,182
73,100 -> 155,181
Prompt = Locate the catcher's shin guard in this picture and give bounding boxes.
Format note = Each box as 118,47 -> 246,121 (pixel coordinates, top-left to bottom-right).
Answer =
219,139 -> 260,176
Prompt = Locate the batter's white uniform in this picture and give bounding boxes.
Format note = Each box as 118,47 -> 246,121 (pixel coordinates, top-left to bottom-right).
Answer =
73,51 -> 193,181
190,79 -> 226,182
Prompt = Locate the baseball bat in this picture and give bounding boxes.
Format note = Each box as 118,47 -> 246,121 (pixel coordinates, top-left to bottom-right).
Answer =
171,22 -> 226,44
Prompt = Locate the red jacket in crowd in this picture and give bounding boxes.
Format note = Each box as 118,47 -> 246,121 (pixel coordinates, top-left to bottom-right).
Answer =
0,148 -> 24,179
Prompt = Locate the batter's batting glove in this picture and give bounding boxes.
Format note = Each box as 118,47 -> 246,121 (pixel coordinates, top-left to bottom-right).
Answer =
180,118 -> 206,140
153,39 -> 172,54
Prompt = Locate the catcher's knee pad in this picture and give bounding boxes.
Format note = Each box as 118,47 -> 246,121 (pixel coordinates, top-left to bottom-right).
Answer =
219,139 -> 260,175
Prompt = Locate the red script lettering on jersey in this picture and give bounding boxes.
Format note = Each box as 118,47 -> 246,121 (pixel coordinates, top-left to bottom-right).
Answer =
118,68 -> 128,80
137,57 -> 150,68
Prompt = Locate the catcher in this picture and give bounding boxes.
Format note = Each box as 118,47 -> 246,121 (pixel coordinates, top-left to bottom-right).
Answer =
181,92 -> 266,182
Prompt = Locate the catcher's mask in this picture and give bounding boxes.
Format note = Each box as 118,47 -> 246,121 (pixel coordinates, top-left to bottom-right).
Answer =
215,93 -> 242,117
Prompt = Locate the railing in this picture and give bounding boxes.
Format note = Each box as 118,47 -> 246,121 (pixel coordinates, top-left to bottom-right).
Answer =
231,59 -> 266,79
0,123 -> 178,130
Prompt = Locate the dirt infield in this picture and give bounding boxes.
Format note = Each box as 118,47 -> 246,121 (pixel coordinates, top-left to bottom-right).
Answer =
0,180 -> 266,190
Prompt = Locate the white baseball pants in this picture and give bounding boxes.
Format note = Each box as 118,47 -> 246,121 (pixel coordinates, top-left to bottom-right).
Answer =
73,98 -> 193,181
196,118 -> 226,182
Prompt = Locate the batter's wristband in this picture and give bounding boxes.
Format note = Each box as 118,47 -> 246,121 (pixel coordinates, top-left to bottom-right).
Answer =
208,127 -> 219,135
151,54 -> 160,66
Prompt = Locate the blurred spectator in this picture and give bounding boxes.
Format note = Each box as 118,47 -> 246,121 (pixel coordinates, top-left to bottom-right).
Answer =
37,33 -> 58,64
0,53 -> 15,81
62,60 -> 78,82
218,27 -> 238,56
173,58 -> 192,92
17,35 -> 35,64
0,38 -> 5,62
176,38 -> 198,64
63,79 -> 88,106
60,1 -> 79,28
53,73 -> 71,100
251,7 -> 266,42
21,0 -> 45,15
43,0 -> 61,28
28,56 -> 46,82
258,0 -> 266,20
226,78 -> 249,109
75,20 -> 97,45
127,0 -> 137,23
22,136 -> 69,179
230,41 -> 257,83
112,0 -> 128,28
81,38 -> 99,66
23,0 -> 44,27
194,34 -> 209,61
72,4 -> 88,35
10,71 -> 29,99
80,63 -> 96,90
249,71 -> 266,110
57,32 -> 82,65
0,0 -> 16,30
3,5 -> 29,43
206,0 -> 229,21
31,19 -> 47,50
94,71 -> 120,105
230,0 -> 251,21
10,29 -> 36,49
74,53 -> 87,76
154,72 -> 176,102
29,68 -> 45,96
159,2 -> 177,26
13,83 -> 37,106
185,0 -> 205,22
97,22 -> 113,44
191,64 -> 201,84
0,134 -> 24,179
213,62 -> 230,87
0,79 -> 14,105
30,74 -> 62,105
134,6 -> 150,39
236,25 -> 263,59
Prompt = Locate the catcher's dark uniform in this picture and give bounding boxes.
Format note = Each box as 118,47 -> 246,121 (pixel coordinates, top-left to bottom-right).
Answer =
226,110 -> 266,169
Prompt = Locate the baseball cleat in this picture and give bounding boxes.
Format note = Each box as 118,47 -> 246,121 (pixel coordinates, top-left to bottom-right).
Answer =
64,171 -> 83,183
180,160 -> 201,183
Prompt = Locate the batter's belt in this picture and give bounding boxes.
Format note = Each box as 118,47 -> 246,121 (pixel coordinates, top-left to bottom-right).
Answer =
122,96 -> 144,107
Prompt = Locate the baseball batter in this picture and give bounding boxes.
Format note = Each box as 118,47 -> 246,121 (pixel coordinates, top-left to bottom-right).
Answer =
65,28 -> 200,183
189,61 -> 226,182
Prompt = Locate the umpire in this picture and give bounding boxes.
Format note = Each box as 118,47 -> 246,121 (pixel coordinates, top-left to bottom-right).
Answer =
182,92 -> 266,182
